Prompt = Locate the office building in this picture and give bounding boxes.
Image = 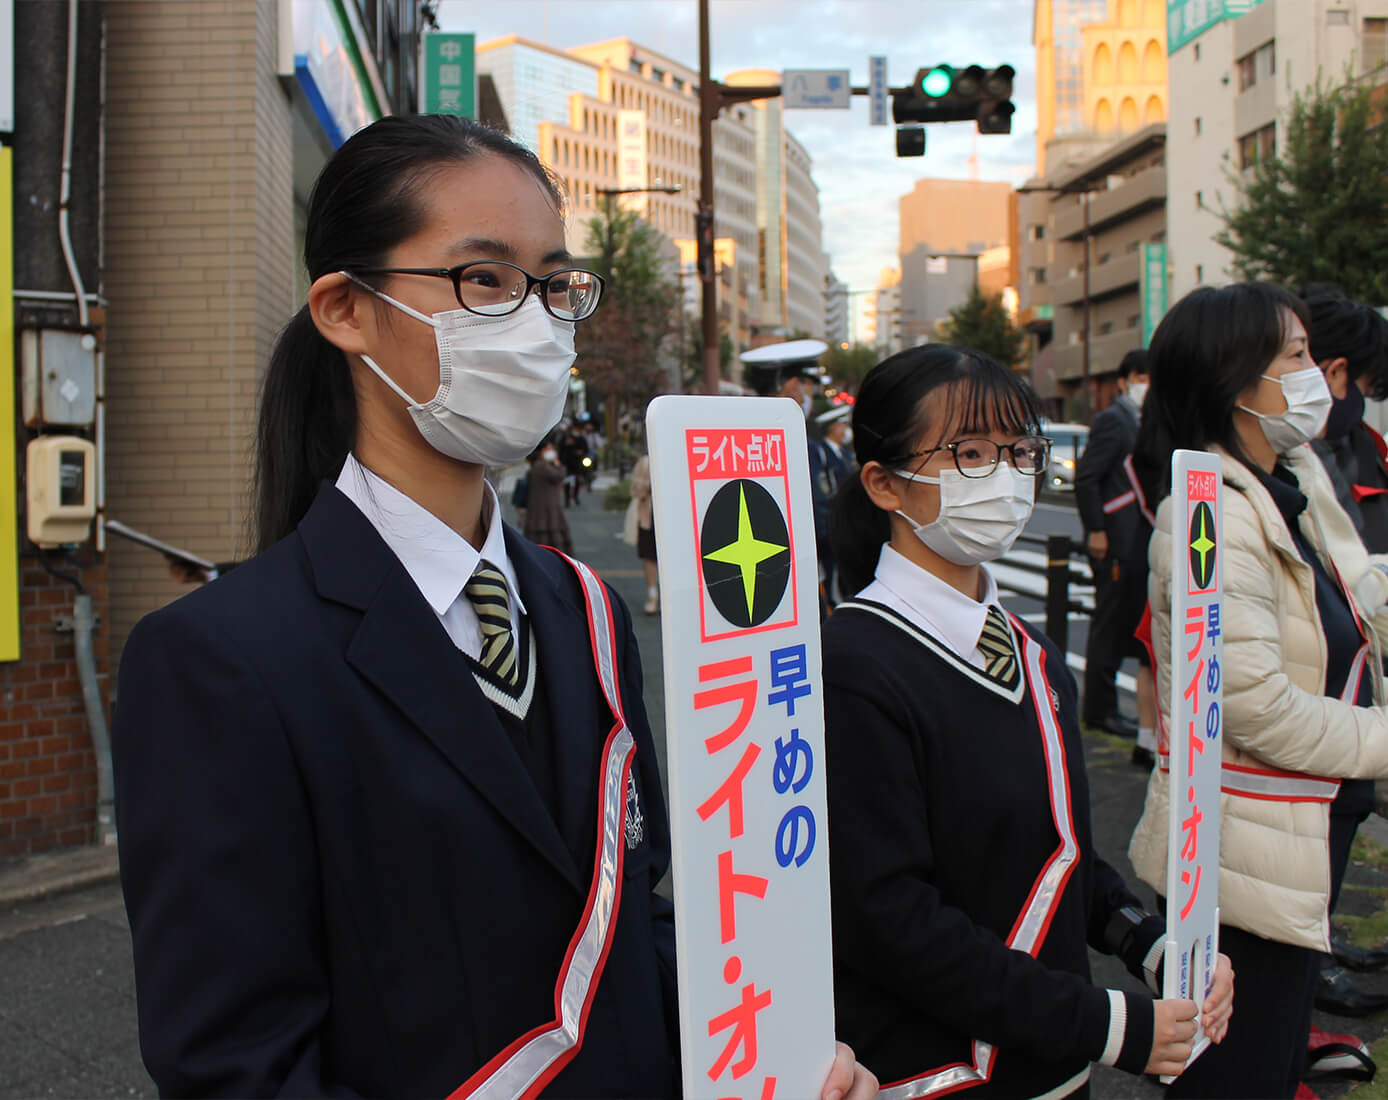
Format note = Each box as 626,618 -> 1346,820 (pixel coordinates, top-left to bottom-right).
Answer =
1034,0 -> 1169,174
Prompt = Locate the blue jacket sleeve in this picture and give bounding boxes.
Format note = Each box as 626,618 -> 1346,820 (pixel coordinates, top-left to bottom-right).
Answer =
113,605 -> 358,1098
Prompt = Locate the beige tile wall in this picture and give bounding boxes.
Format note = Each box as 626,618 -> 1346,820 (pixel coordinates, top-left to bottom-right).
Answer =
103,0 -> 295,669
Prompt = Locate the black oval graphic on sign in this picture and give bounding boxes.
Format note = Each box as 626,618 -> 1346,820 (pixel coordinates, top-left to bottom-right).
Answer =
1189,500 -> 1217,590
699,479 -> 791,628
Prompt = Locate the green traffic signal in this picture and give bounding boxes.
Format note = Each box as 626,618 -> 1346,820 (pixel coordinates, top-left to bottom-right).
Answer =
920,66 -> 953,98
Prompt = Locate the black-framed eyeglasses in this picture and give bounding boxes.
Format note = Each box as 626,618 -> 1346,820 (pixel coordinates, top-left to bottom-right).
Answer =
352,260 -> 606,322
894,436 -> 1052,478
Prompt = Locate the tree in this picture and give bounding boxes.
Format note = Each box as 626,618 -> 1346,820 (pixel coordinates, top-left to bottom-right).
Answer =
936,283 -> 1026,366
821,344 -> 879,393
1216,75 -> 1388,304
575,207 -> 681,423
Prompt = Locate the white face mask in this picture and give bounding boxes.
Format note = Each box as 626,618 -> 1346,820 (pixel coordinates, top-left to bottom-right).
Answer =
893,462 -> 1036,566
1125,381 -> 1149,408
799,392 -> 813,417
1238,367 -> 1332,454
347,276 -> 577,466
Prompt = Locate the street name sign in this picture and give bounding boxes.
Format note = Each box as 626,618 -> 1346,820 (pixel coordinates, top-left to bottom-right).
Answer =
647,395 -> 836,1100
782,69 -> 851,109
868,56 -> 888,125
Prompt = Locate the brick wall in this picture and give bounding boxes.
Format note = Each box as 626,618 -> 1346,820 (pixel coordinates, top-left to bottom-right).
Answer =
0,560 -> 109,860
104,0 -> 295,669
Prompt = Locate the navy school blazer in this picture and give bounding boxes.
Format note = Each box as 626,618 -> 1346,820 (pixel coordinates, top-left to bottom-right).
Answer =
112,483 -> 680,1098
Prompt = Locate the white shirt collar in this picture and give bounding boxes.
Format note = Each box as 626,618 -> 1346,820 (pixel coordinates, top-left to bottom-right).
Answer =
859,543 -> 1001,662
335,453 -> 526,618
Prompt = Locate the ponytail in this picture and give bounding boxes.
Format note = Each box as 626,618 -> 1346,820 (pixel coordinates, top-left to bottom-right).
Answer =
253,307 -> 356,552
829,474 -> 890,599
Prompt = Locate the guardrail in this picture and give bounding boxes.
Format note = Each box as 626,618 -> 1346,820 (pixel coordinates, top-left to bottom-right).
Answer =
993,534 -> 1093,650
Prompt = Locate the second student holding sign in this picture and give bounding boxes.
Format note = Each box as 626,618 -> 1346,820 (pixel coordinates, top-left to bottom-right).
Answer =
821,346 -> 1233,1096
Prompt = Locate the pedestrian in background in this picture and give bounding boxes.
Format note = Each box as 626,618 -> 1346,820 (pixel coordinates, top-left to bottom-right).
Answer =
522,437 -> 573,555
559,422 -> 590,506
110,113 -> 872,1100
824,345 -> 1232,1096
1130,281 -> 1388,1098
1074,349 -> 1157,763
628,451 -> 659,615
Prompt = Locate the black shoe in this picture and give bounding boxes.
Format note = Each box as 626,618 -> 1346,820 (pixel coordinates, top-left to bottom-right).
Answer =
1316,965 -> 1388,1016
1131,745 -> 1155,770
1333,936 -> 1388,972
1085,712 -> 1139,738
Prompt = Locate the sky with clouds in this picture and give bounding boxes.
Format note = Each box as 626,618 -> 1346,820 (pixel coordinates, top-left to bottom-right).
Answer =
438,0 -> 1039,298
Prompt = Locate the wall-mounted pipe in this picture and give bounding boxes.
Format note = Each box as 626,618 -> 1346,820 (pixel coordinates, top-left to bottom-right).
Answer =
58,0 -> 89,330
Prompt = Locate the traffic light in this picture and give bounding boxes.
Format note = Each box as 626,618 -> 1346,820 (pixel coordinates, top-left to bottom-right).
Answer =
977,65 -> 1016,134
896,126 -> 926,157
892,64 -> 1016,134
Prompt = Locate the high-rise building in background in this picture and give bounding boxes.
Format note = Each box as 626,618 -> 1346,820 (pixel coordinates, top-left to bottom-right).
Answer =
1166,0 -> 1388,300
476,38 -> 828,351
824,266 -> 850,349
897,179 -> 1012,347
1034,0 -> 1167,174
867,267 -> 903,359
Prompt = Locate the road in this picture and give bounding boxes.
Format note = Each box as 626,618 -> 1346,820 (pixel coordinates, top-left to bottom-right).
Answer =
0,481 -> 1384,1098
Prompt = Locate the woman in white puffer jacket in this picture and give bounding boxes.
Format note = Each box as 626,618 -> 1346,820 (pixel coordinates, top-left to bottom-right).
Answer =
1127,282 -> 1388,1099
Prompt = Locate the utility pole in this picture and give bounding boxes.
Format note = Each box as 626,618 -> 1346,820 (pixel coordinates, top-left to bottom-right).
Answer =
697,0 -> 778,396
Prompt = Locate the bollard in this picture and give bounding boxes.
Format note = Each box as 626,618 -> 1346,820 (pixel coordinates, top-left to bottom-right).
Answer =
1045,534 -> 1072,652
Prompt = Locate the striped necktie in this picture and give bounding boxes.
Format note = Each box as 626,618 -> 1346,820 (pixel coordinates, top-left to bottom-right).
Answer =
977,605 -> 1021,692
465,561 -> 518,688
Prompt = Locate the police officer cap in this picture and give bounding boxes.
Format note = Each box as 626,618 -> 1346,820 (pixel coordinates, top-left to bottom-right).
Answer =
815,404 -> 852,426
739,339 -> 829,383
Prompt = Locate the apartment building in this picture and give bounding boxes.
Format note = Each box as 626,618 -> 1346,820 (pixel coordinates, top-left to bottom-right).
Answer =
1167,0 -> 1388,299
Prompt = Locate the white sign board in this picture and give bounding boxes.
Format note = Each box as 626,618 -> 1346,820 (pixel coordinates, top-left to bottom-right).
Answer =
647,395 -> 836,1100
782,69 -> 852,109
1164,449 -> 1224,1079
868,56 -> 888,126
617,110 -> 649,213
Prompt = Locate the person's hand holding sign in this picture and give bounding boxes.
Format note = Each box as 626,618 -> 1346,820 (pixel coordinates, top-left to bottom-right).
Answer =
1146,998 -> 1198,1076
821,1041 -> 878,1100
1201,953 -> 1235,1044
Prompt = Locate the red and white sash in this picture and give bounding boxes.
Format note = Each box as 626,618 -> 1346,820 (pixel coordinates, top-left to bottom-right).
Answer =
449,553 -> 636,1100
880,618 -> 1080,1099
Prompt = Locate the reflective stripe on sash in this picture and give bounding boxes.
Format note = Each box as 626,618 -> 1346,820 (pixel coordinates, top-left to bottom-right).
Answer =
1123,455 -> 1155,527
1102,489 -> 1137,515
881,620 -> 1079,1099
449,554 -> 636,1100
1156,639 -> 1363,805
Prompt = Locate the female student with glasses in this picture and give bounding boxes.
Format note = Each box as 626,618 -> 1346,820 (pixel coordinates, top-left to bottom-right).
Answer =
111,115 -> 874,1099
821,345 -> 1233,1097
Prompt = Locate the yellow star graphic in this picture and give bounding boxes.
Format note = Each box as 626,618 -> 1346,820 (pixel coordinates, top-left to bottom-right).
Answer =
704,485 -> 788,621
1191,508 -> 1215,584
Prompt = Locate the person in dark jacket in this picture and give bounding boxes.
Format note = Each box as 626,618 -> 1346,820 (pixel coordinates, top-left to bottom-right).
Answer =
823,344 -> 1232,1097
112,114 -> 873,1100
1074,350 -> 1150,743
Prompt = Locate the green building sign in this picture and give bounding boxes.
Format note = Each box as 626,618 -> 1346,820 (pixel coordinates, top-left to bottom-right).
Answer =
1140,243 -> 1168,347
1167,0 -> 1264,55
423,32 -> 475,117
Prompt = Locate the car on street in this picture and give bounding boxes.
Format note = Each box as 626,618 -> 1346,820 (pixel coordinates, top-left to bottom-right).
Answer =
1041,421 -> 1090,491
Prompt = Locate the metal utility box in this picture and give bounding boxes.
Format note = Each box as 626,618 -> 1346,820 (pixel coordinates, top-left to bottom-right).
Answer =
27,436 -> 97,548
21,329 -> 98,427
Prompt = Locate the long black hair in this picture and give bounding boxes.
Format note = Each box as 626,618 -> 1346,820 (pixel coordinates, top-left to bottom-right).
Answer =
1302,285 -> 1388,400
830,344 -> 1042,596
1132,282 -> 1310,506
253,115 -> 561,552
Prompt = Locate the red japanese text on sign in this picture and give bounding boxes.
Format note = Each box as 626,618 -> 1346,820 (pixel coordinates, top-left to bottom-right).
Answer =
1188,470 -> 1217,502
688,430 -> 787,479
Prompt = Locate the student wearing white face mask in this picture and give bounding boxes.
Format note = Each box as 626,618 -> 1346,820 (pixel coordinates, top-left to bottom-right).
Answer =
1128,283 -> 1388,1097
110,116 -> 877,1100
821,345 -> 1233,1098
